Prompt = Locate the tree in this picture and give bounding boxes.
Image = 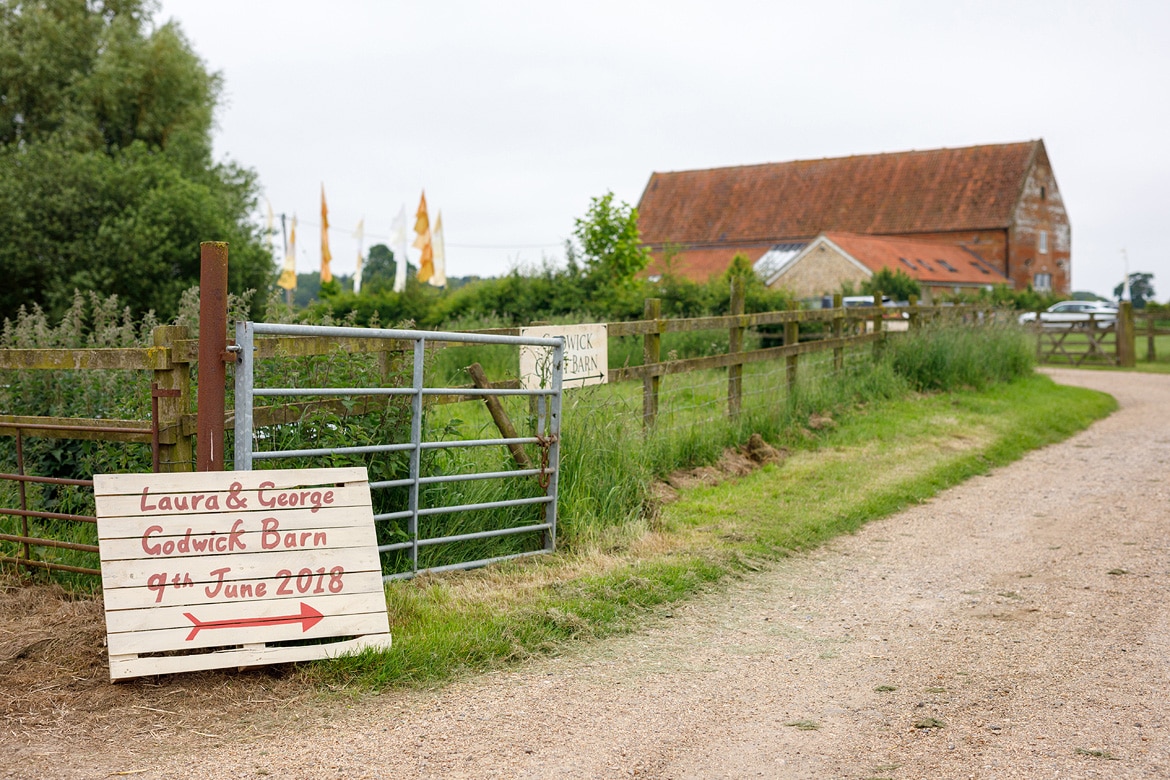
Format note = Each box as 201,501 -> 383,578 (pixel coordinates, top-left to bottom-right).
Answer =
1114,272 -> 1155,309
570,191 -> 650,293
861,268 -> 921,301
0,0 -> 272,321
360,243 -> 410,294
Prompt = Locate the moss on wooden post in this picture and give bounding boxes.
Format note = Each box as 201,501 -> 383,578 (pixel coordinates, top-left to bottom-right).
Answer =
1146,310 -> 1157,362
152,325 -> 193,472
872,294 -> 886,360
832,293 -> 844,372
784,301 -> 799,396
642,299 -> 661,430
727,281 -> 745,419
1118,301 -> 1136,368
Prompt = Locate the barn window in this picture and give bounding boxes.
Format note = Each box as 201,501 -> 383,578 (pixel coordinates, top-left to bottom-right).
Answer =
1040,186 -> 1046,200
1034,273 -> 1052,291
1039,230 -> 1049,254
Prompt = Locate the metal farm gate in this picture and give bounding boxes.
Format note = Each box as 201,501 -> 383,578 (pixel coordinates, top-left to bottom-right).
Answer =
232,322 -> 564,581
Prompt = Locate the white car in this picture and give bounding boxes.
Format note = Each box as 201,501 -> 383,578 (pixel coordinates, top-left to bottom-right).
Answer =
1018,301 -> 1118,329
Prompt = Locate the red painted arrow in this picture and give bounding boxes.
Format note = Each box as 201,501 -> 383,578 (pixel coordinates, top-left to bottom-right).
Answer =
183,602 -> 324,641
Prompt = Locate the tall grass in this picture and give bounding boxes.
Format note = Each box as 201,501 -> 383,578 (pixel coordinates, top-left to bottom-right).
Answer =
886,322 -> 1034,391
1,300 -> 1036,587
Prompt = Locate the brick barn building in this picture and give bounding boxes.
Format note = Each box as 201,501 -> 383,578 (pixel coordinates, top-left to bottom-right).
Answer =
636,140 -> 1070,295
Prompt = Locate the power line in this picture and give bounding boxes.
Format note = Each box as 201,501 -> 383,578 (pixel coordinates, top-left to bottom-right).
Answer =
266,216 -> 562,251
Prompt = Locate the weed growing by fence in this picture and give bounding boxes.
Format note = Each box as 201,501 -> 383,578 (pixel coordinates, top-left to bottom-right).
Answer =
886,322 -> 1034,391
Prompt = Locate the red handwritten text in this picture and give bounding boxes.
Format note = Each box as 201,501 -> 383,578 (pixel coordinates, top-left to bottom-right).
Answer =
141,519 -> 247,556
260,517 -> 327,550
256,482 -> 335,514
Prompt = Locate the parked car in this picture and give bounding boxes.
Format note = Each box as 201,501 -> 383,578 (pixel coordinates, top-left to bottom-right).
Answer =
1018,301 -> 1118,329
841,295 -> 909,318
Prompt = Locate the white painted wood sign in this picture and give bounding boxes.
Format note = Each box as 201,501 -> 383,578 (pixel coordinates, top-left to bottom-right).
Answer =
94,467 -> 391,681
519,322 -> 608,390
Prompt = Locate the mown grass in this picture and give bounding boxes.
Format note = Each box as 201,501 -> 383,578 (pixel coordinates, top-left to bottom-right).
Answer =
305,370 -> 1115,691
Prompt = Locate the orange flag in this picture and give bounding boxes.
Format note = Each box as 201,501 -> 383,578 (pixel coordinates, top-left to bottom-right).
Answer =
409,190 -> 432,281
320,184 -> 333,284
413,190 -> 434,283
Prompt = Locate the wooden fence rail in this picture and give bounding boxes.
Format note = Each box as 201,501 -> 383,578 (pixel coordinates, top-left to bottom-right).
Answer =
0,292 -> 1005,578
0,296 -> 1003,458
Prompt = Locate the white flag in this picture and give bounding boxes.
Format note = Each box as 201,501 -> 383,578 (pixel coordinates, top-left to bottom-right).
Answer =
353,218 -> 365,294
391,205 -> 409,293
264,198 -> 276,256
430,211 -> 447,288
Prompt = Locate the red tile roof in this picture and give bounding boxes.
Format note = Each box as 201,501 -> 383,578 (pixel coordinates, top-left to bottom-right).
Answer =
637,141 -> 1040,247
646,243 -> 770,281
821,232 -> 1007,287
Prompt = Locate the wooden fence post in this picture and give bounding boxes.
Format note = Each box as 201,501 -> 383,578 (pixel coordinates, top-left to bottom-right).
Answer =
908,295 -> 920,330
872,294 -> 885,360
784,301 -> 799,396
1146,310 -> 1157,362
728,280 -> 745,419
832,293 -> 844,372
152,325 -> 193,472
1118,301 -> 1136,368
468,362 -> 532,468
642,299 -> 661,430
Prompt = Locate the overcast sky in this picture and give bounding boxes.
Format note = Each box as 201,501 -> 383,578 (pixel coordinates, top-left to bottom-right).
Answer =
158,0 -> 1169,299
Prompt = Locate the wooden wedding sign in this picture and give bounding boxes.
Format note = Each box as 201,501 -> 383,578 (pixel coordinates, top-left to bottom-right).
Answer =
94,467 -> 391,680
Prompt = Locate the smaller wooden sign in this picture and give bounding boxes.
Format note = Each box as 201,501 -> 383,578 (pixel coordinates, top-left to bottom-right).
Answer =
94,467 -> 391,680
519,323 -> 608,390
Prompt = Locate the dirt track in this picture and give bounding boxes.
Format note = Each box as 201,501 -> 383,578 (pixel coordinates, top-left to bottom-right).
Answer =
10,368 -> 1170,779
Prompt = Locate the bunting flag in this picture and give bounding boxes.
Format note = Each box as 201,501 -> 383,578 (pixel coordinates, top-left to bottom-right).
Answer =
264,198 -> 276,256
413,190 -> 434,283
353,218 -> 365,294
277,215 -> 298,291
430,211 -> 447,288
391,205 -> 408,293
320,184 -> 333,284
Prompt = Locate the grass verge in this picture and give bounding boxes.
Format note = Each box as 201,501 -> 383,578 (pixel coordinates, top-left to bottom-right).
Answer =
305,372 -> 1115,690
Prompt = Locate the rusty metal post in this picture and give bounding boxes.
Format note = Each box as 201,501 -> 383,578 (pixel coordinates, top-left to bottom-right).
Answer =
197,242 -> 229,471
15,430 -> 28,564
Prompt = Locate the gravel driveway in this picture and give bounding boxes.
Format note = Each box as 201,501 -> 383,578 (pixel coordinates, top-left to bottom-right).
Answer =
17,368 -> 1170,779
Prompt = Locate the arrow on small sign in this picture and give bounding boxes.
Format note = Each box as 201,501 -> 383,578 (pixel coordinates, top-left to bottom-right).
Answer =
183,602 -> 324,641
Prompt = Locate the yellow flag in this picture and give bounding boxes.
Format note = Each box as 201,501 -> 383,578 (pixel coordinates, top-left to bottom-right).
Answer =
278,215 -> 298,290
320,184 -> 333,284
413,190 -> 434,283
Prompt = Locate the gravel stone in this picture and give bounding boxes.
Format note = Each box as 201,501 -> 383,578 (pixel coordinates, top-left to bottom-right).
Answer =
9,368 -> 1169,778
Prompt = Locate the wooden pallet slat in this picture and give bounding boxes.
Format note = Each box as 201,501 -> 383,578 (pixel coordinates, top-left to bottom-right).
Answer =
95,467 -> 391,681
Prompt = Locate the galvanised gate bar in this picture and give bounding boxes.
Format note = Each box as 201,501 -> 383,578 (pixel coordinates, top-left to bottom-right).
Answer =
233,322 -> 564,581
